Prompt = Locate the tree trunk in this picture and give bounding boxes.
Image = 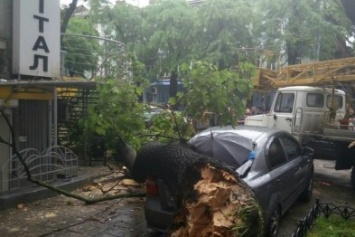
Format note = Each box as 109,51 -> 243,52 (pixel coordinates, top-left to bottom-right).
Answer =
169,70 -> 178,109
170,159 -> 263,237
333,35 -> 354,58
286,41 -> 302,65
129,142 -> 263,237
169,70 -> 178,95
61,0 -> 78,44
341,0 -> 355,26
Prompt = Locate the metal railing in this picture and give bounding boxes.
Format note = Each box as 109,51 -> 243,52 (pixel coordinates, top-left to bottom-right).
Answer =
292,199 -> 355,237
0,145 -> 78,194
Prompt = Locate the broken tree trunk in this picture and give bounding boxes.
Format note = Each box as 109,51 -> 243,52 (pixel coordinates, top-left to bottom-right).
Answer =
170,159 -> 263,237
127,142 -> 263,237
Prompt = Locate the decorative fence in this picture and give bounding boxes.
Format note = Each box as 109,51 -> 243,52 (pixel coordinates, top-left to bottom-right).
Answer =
0,146 -> 78,194
292,199 -> 355,237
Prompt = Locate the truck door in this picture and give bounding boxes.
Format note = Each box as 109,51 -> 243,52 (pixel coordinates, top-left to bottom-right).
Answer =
269,92 -> 295,133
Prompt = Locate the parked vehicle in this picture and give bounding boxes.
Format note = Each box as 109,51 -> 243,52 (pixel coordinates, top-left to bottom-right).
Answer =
245,86 -> 355,189
143,105 -> 164,124
144,125 -> 314,237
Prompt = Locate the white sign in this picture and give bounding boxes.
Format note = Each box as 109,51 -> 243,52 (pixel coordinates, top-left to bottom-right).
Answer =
12,0 -> 60,79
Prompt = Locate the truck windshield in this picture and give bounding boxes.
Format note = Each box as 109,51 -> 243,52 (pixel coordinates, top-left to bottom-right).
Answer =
274,93 -> 295,113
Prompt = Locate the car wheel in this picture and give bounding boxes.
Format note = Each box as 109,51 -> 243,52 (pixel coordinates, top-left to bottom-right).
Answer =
351,166 -> 355,191
266,207 -> 281,237
300,174 -> 313,202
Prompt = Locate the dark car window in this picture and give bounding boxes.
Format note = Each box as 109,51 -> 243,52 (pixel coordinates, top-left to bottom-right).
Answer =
279,135 -> 301,160
267,138 -> 286,169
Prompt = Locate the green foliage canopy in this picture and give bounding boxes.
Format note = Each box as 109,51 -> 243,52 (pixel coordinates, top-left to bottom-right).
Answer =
254,0 -> 354,64
83,78 -> 146,150
62,17 -> 101,78
192,0 -> 259,69
176,61 -> 255,127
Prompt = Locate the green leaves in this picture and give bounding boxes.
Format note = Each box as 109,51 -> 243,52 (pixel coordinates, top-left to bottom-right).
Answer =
66,0 -> 355,152
81,78 -> 146,150
177,61 -> 254,127
254,0 -> 354,63
63,17 -> 101,78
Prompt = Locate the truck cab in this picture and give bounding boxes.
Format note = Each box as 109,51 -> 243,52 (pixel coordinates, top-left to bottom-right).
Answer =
245,86 -> 347,142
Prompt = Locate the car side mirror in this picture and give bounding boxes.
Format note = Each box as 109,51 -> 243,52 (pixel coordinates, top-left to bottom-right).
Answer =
302,146 -> 314,157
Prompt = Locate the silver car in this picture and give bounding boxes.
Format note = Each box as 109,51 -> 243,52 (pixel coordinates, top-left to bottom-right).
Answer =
144,125 -> 314,237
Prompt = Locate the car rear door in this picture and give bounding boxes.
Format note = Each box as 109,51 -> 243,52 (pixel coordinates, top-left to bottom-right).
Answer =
278,134 -> 311,199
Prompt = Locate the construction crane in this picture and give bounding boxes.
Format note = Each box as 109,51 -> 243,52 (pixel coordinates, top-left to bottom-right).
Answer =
253,57 -> 355,91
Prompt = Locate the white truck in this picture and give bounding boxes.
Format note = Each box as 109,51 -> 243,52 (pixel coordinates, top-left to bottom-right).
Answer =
244,86 -> 355,189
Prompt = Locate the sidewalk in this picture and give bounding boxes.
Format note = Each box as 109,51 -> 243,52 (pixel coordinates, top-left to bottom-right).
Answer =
0,165 -> 151,237
0,165 -> 111,210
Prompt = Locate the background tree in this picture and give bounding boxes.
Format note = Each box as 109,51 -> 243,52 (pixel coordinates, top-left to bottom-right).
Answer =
61,0 -> 79,44
175,61 -> 255,127
62,17 -> 101,78
192,0 -> 259,69
103,2 -> 143,52
255,0 -> 353,65
140,0 -> 195,100
341,0 -> 355,26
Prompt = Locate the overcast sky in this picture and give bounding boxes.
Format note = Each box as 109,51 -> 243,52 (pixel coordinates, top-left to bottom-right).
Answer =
60,0 -> 149,7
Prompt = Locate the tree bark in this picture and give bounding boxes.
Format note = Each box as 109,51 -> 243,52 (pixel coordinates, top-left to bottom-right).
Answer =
286,41 -> 302,65
169,69 -> 178,96
61,0 -> 78,44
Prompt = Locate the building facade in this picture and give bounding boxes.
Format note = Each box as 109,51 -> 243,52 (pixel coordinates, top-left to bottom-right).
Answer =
0,0 -> 79,197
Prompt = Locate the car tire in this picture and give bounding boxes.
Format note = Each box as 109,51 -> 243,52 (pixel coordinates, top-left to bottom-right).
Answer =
299,174 -> 313,202
266,207 -> 281,237
351,166 -> 355,191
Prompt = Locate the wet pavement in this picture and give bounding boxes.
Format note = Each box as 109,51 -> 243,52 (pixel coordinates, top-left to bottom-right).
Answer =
0,159 -> 354,237
278,159 -> 355,237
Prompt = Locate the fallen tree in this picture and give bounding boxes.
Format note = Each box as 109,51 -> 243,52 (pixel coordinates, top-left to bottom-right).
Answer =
1,106 -> 263,235
121,141 -> 264,237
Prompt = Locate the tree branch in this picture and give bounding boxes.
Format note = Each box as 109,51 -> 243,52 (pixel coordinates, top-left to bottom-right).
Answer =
61,0 -> 78,44
28,177 -> 145,205
0,108 -> 145,205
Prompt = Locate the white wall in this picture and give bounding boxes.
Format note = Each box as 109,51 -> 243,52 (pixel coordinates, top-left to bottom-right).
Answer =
12,0 -> 61,79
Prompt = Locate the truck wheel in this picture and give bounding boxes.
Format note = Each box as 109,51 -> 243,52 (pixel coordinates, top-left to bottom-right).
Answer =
351,166 -> 355,191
